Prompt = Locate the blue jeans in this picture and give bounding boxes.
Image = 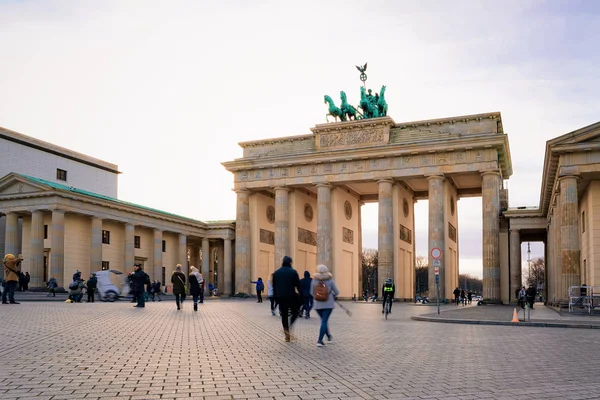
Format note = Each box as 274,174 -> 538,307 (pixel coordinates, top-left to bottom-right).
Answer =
316,308 -> 333,343
303,296 -> 314,316
2,281 -> 17,302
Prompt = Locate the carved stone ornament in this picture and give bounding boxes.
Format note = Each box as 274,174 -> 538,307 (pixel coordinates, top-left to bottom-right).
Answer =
320,128 -> 385,148
260,229 -> 275,245
266,205 -> 275,224
304,203 -> 313,222
344,201 -> 352,220
450,196 -> 455,216
403,198 -> 409,218
343,227 -> 354,244
298,228 -> 317,246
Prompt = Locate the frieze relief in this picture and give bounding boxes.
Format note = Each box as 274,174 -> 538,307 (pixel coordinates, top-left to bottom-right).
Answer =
260,229 -> 275,245
343,227 -> 354,244
320,128 -> 385,148
298,227 -> 317,246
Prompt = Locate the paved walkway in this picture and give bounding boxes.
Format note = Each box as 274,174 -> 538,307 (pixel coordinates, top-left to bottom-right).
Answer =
1,299 -> 600,399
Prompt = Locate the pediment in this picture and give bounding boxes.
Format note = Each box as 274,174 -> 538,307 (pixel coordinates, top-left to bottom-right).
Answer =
548,121 -> 600,147
0,174 -> 51,196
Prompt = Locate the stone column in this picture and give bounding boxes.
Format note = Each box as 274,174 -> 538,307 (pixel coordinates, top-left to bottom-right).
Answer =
4,212 -> 19,256
274,187 -> 290,264
316,183 -> 332,268
124,223 -> 135,270
29,211 -> 44,287
509,228 -> 521,302
153,229 -> 163,282
427,174 -> 445,300
357,201 -> 363,295
482,171 -> 501,302
377,179 -> 394,288
235,190 -> 250,295
91,217 -> 103,272
178,233 -> 187,275
224,238 -> 232,296
0,215 -> 6,269
50,210 -> 65,286
202,237 -> 210,295
560,175 -> 580,300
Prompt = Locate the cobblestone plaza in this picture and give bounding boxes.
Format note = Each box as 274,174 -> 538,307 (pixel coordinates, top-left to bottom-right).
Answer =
1,300 -> 599,400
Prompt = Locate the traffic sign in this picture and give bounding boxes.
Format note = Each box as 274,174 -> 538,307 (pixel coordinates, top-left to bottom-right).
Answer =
433,260 -> 441,267
433,266 -> 440,275
431,247 -> 442,260
435,274 -> 439,284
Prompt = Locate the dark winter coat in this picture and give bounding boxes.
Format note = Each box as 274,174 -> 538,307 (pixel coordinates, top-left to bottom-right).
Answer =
87,276 -> 98,290
299,271 -> 312,298
273,263 -> 301,300
189,273 -> 203,296
130,269 -> 147,293
171,272 -> 187,295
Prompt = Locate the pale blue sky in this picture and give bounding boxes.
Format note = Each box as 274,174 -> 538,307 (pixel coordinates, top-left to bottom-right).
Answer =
1,0 -> 598,277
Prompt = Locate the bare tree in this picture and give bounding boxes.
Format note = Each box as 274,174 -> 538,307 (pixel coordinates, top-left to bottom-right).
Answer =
362,248 -> 378,296
524,257 -> 545,289
458,274 -> 483,294
415,255 -> 428,296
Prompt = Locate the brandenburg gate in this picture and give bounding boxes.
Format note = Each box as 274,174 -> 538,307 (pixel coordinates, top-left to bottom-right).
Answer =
223,112 -> 512,301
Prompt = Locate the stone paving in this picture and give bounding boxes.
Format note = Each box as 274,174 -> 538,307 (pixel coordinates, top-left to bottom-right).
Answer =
1,299 -> 600,400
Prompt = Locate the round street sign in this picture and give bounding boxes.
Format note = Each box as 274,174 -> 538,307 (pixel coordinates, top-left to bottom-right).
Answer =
434,266 -> 440,275
431,247 -> 442,260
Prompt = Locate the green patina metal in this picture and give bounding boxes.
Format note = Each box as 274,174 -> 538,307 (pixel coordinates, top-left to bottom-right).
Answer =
323,63 -> 388,122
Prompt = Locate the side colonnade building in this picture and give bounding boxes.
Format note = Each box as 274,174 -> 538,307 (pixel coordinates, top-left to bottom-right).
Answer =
0,126 -> 234,293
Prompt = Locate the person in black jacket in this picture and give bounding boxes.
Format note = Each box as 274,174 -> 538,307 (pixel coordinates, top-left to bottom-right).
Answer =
86,273 -> 97,303
130,264 -> 148,308
299,271 -> 313,319
272,256 -> 301,342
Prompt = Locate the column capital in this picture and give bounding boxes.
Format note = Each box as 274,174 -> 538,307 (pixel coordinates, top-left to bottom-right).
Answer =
273,186 -> 290,192
234,188 -> 250,194
509,228 -> 521,233
480,170 -> 501,178
557,174 -> 581,183
425,173 -> 445,181
315,183 -> 332,189
376,178 -> 394,185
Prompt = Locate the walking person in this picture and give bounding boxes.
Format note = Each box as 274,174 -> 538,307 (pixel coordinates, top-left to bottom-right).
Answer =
189,266 -> 203,312
130,264 -> 148,308
86,273 -> 97,303
267,273 -> 277,316
151,280 -> 163,302
272,256 -> 301,342
299,271 -> 313,319
2,254 -> 23,304
453,287 -> 460,305
460,288 -> 466,306
311,264 -> 339,347
251,277 -> 264,303
171,264 -> 187,311
47,275 -> 58,297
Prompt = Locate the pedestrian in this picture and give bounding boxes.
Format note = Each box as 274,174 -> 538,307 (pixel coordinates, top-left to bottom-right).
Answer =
197,274 -> 205,303
189,266 -> 203,312
272,256 -> 301,342
467,291 -> 472,305
518,286 -> 526,309
151,280 -> 163,302
460,288 -> 466,306
311,264 -> 339,347
526,285 -> 536,309
47,275 -> 58,297
267,273 -> 277,315
171,264 -> 187,310
68,278 -> 86,303
299,271 -> 313,319
251,277 -> 264,303
130,264 -> 148,308
18,271 -> 27,291
453,287 -> 460,305
24,272 -> 30,291
2,253 -> 23,304
86,273 -> 97,303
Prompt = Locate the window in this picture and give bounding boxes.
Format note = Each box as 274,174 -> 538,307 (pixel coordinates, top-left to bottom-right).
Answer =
102,261 -> 109,270
162,240 -> 166,252
44,225 -> 48,239
102,230 -> 110,244
582,211 -> 586,233
56,169 -> 67,181
162,267 -> 166,285
134,235 -> 141,249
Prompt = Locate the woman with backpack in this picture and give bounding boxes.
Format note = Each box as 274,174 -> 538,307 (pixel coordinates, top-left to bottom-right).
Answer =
251,277 -> 264,303
310,264 -> 339,347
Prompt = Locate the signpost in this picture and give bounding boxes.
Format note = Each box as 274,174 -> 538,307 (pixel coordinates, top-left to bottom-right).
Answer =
431,248 -> 442,315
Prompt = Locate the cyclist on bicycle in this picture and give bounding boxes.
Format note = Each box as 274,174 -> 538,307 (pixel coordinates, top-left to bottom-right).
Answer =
381,277 -> 395,314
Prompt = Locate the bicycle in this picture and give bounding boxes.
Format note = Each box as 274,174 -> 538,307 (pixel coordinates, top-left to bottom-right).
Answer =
384,296 -> 391,320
